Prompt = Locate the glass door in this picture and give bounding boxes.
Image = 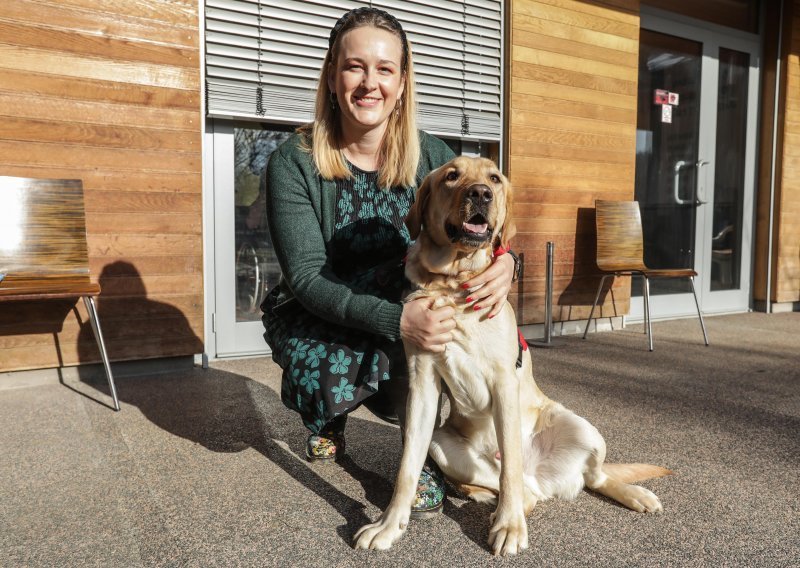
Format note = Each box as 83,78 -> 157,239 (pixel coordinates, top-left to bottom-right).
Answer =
211,122 -> 290,357
631,12 -> 759,321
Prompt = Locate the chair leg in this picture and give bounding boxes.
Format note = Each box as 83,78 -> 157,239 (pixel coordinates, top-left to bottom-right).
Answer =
83,296 -> 120,411
583,275 -> 609,339
642,275 -> 654,351
689,276 -> 709,346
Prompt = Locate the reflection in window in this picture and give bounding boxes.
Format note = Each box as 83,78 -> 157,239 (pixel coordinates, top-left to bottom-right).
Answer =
234,127 -> 292,322
711,48 -> 749,291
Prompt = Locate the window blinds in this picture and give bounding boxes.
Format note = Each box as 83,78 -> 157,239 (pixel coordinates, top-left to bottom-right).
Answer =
205,0 -> 503,140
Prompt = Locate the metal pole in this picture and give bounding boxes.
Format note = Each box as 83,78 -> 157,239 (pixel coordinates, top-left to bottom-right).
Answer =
531,241 -> 561,348
544,241 -> 554,343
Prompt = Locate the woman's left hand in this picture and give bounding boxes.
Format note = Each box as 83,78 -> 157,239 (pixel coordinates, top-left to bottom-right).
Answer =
461,253 -> 515,318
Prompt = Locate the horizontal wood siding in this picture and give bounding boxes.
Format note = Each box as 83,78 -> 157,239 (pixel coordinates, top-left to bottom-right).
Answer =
508,0 -> 640,323
775,1 -> 800,303
0,0 -> 202,371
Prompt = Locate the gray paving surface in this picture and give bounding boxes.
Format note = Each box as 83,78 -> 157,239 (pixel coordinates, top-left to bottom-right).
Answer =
1,312 -> 798,567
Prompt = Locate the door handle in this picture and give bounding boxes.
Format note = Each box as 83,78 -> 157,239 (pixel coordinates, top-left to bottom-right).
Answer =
695,160 -> 709,205
673,160 -> 693,205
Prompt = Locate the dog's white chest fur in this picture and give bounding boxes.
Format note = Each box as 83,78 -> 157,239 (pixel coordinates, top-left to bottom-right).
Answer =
416,306 -> 521,418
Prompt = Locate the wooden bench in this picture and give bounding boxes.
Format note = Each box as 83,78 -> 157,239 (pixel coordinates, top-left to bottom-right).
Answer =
0,176 -> 120,410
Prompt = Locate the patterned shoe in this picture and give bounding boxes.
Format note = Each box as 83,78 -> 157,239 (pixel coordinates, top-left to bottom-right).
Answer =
410,459 -> 446,520
305,417 -> 346,462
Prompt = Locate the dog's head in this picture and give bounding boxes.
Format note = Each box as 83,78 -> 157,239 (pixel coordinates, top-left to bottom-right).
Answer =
406,156 -> 516,252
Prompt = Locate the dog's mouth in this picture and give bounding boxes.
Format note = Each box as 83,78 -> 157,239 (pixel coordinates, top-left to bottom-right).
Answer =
446,213 -> 492,246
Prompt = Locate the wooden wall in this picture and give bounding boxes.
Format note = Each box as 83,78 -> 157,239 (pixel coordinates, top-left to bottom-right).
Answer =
507,0 -> 641,324
0,0 -> 203,371
773,0 -> 800,304
754,0 -> 800,308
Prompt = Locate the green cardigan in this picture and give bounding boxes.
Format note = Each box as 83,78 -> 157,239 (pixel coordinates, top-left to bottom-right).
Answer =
265,130 -> 455,342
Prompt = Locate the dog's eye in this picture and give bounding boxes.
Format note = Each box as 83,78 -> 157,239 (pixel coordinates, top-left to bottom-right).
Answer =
490,174 -> 501,184
446,170 -> 459,182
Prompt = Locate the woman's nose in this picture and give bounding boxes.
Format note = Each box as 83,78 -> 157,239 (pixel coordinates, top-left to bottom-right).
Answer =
361,68 -> 377,90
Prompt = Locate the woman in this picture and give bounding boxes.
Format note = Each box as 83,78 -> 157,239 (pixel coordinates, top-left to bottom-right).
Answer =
261,7 -> 516,518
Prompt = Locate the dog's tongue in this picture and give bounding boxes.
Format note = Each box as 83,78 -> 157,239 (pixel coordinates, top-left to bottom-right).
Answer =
463,221 -> 488,234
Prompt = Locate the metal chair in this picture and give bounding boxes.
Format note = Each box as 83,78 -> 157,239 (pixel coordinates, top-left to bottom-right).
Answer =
0,176 -> 120,410
582,200 -> 709,351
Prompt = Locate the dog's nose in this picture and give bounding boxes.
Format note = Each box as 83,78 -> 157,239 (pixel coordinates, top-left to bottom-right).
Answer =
468,184 -> 493,204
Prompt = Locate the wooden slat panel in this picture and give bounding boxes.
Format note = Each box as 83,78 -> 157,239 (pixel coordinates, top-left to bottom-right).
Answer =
0,315 -> 203,350
0,70 -> 198,110
512,76 -> 636,109
511,125 -> 635,150
510,156 -> 634,180
0,44 -> 198,90
514,28 -> 638,67
508,1 -> 639,325
0,0 -> 202,372
511,91 -> 635,124
0,118 -> 199,152
33,0 -> 197,28
84,191 -> 201,213
514,0 -> 639,38
0,294 -> 201,328
773,6 -> 800,303
513,44 -> 635,81
0,21 -> 197,68
1,335 -> 204,372
0,141 -> 200,173
0,167 -> 201,194
87,235 -> 201,259
511,108 -> 635,137
509,173 -> 632,192
0,0 -> 197,47
0,92 -> 200,131
512,60 -> 637,96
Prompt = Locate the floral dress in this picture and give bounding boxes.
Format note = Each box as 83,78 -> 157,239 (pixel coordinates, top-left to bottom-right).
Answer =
262,163 -> 414,434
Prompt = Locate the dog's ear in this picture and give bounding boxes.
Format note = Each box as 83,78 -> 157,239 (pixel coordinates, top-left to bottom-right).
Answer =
498,178 -> 517,249
406,170 -> 434,240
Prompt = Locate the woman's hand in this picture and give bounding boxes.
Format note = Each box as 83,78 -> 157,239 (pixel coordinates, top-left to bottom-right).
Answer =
462,253 -> 515,318
400,297 -> 456,353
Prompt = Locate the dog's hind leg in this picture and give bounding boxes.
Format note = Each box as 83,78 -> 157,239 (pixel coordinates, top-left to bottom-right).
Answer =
430,423 -> 500,502
581,427 -> 664,513
431,422 -> 537,514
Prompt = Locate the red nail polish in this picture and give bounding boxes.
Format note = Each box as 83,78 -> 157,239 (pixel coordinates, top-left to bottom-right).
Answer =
473,305 -> 481,311
461,283 -> 470,289
465,297 -> 473,303
489,314 -> 494,319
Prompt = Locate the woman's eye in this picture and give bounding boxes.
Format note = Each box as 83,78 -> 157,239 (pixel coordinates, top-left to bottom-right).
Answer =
446,171 -> 459,181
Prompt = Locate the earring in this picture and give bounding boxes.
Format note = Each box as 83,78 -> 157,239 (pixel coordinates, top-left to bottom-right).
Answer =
329,92 -> 337,111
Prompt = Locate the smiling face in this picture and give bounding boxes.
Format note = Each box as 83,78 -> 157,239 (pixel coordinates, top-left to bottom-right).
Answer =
328,26 -> 406,138
407,156 -> 516,253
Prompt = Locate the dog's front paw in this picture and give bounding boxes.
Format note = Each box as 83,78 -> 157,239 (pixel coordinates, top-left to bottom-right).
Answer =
353,513 -> 409,551
488,507 -> 529,556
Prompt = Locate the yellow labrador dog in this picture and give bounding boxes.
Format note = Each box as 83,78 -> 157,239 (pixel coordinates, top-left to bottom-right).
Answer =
354,157 -> 670,556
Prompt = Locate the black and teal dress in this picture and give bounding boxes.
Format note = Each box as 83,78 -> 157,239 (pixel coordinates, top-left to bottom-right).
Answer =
262,163 -> 413,434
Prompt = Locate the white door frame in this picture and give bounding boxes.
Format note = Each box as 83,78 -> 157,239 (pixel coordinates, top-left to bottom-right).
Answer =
630,9 -> 760,322
209,121 -> 271,358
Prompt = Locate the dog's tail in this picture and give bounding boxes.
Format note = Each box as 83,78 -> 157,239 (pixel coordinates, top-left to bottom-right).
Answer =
602,463 -> 673,483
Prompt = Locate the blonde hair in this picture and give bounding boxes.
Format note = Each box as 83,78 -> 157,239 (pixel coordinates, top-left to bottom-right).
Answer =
300,9 -> 420,189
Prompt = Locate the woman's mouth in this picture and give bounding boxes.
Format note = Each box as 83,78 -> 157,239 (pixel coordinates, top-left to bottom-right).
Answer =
354,96 -> 382,108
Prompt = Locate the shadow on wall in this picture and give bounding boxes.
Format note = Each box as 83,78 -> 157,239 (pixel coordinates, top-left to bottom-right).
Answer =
75,260 -> 204,387
557,207 -> 624,322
